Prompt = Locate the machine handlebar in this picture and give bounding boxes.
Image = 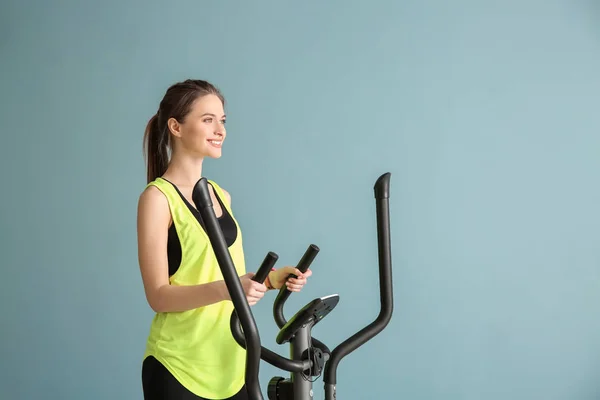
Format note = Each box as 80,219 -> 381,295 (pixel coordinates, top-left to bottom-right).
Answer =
323,172 -> 394,399
193,173 -> 394,400
192,179 -> 265,400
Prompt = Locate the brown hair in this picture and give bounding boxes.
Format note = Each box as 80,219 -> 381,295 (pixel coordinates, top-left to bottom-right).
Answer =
143,79 -> 225,183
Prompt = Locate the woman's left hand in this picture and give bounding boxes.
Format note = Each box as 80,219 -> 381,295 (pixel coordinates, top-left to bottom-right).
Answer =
269,266 -> 313,292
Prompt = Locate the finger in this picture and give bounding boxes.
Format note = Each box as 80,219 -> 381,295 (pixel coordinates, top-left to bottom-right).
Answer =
252,282 -> 267,292
286,282 -> 304,291
288,277 -> 307,285
248,293 -> 262,301
286,271 -> 304,281
303,269 -> 313,278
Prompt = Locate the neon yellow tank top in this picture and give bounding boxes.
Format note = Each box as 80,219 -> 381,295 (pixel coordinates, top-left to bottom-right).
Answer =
143,177 -> 246,398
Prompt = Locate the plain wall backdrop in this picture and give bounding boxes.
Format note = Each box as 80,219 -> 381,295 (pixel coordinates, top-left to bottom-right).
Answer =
2,1 -> 600,399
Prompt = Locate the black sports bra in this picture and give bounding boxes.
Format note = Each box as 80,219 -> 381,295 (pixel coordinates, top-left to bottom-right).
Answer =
163,180 -> 238,277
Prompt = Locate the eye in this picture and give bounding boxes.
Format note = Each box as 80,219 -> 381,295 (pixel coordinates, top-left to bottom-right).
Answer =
203,117 -> 213,123
220,119 -> 226,125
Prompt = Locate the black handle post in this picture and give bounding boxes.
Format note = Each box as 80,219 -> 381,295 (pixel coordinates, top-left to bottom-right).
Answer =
273,244 -> 320,328
271,244 -> 331,357
192,178 -> 264,400
323,172 -> 394,400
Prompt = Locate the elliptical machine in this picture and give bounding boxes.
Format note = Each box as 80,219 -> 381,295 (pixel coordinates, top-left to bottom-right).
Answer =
192,172 -> 393,400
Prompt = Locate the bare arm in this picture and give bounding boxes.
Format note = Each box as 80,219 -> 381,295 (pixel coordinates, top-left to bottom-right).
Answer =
137,185 -> 230,313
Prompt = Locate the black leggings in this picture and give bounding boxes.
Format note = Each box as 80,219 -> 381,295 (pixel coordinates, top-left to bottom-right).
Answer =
142,356 -> 249,400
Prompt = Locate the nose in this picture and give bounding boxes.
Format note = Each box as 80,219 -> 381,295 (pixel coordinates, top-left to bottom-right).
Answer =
215,123 -> 225,137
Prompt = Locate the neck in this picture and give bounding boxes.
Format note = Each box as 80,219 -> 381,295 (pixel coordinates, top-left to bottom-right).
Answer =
163,153 -> 205,186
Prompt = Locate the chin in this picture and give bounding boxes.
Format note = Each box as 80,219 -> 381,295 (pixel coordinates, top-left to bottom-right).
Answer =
207,151 -> 223,159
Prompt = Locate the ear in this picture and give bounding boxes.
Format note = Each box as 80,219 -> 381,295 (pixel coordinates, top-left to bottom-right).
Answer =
167,117 -> 183,138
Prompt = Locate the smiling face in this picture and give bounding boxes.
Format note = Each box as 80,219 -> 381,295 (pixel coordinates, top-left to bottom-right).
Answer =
167,93 -> 227,159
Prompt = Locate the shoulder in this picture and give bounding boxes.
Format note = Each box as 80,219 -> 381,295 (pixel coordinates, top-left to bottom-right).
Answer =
137,183 -> 170,221
139,183 -> 168,204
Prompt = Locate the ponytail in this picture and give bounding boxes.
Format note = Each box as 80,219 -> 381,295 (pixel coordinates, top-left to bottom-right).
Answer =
143,112 -> 169,183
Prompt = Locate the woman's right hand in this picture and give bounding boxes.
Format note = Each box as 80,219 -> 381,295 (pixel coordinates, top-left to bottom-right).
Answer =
239,273 -> 268,306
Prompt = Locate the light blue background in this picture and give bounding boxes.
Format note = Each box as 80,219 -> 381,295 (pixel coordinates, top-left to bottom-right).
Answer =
2,1 -> 600,399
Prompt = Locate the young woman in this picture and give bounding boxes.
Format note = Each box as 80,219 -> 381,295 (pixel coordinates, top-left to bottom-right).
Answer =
137,79 -> 312,400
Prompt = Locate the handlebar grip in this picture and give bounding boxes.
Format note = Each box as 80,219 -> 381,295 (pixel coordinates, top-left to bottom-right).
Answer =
296,244 -> 319,274
252,252 -> 279,283
284,244 -> 319,284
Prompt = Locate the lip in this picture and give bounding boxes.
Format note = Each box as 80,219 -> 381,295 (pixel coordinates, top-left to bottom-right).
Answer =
207,139 -> 223,148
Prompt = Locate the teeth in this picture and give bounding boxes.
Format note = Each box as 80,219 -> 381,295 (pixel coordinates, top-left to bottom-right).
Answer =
209,140 -> 222,145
